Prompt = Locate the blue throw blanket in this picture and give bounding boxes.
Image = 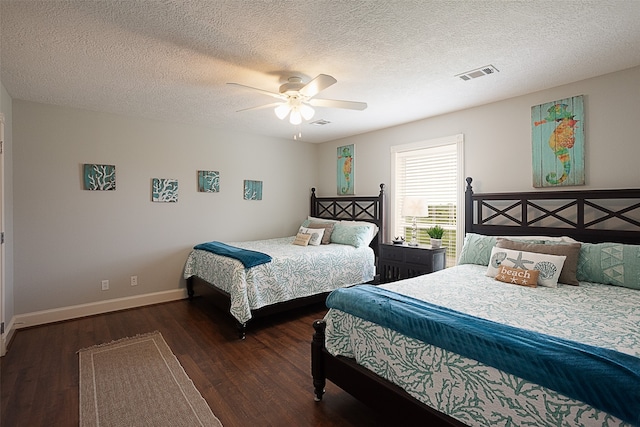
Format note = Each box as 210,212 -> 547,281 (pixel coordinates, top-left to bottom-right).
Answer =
194,241 -> 272,268
326,285 -> 640,425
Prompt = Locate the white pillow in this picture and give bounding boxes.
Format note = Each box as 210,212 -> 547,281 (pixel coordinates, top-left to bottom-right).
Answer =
486,246 -> 566,288
298,226 -> 325,246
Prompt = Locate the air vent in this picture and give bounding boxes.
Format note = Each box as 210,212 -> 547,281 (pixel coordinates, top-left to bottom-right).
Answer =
310,119 -> 331,126
456,64 -> 499,81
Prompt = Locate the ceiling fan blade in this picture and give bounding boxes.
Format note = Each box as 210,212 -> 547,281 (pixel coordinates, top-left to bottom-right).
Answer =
227,82 -> 284,100
309,98 -> 367,111
299,74 -> 337,98
236,102 -> 283,113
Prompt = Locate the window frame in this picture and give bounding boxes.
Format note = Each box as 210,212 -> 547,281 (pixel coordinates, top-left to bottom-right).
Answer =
390,134 -> 465,262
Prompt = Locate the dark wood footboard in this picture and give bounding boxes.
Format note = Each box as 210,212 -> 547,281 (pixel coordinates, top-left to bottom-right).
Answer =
312,320 -> 466,426
189,275 -> 330,339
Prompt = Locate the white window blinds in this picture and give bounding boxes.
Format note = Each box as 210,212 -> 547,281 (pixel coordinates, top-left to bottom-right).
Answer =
391,135 -> 464,265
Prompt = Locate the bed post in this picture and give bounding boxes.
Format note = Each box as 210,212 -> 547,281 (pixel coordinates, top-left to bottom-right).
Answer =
378,183 -> 386,244
312,320 -> 327,401
310,187 -> 317,217
464,177 -> 474,235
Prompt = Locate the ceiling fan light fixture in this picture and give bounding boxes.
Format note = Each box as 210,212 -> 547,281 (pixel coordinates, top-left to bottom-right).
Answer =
300,104 -> 315,121
230,73 -> 366,128
289,109 -> 302,125
274,103 -> 291,120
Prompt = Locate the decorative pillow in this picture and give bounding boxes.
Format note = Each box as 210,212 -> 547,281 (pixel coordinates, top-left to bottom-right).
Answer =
307,216 -> 338,224
340,220 -> 379,237
302,222 -> 335,244
502,235 -> 579,243
486,247 -> 566,288
496,238 -> 581,286
494,265 -> 539,288
292,232 -> 311,246
330,223 -> 371,248
457,233 -> 546,266
457,233 -> 498,266
576,242 -> 640,290
298,226 -> 324,246
339,220 -> 378,247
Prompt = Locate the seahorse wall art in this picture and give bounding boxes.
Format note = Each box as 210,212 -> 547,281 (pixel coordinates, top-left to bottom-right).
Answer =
531,96 -> 585,187
337,144 -> 355,195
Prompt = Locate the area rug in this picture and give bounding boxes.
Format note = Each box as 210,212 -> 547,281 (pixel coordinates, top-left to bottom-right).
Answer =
78,331 -> 222,427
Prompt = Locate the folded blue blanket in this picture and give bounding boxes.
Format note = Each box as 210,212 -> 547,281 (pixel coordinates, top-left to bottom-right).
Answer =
194,241 -> 272,268
326,285 -> 640,425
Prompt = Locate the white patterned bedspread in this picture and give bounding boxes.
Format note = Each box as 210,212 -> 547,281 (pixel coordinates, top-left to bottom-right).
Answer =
184,237 -> 374,324
324,264 -> 640,427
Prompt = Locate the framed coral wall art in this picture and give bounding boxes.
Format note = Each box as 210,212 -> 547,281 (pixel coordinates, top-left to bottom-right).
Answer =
337,144 -> 355,195
152,178 -> 178,202
532,95 -> 585,187
243,180 -> 263,200
84,164 -> 116,190
198,170 -> 220,192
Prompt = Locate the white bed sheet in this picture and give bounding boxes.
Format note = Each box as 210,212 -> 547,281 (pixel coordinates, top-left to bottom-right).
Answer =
324,264 -> 640,426
184,236 -> 375,324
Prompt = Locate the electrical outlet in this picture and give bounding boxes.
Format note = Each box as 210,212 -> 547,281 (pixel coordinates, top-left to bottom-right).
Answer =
131,275 -> 138,286
101,280 -> 109,291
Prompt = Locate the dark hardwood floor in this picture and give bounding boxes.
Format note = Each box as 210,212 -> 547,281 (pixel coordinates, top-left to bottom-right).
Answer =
1,296 -> 394,426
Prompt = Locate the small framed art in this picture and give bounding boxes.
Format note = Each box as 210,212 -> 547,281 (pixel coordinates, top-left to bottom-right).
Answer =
83,164 -> 116,191
198,170 -> 220,192
243,180 -> 262,200
152,178 -> 178,202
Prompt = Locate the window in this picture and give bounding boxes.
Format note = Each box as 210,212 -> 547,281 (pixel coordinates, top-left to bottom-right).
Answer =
390,134 -> 464,266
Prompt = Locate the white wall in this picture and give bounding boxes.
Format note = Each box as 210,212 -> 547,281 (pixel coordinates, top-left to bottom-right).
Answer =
316,66 -> 640,221
12,101 -> 317,317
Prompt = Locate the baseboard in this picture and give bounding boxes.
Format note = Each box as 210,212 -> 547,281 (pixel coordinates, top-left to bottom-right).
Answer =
1,317 -> 17,356
10,289 -> 188,332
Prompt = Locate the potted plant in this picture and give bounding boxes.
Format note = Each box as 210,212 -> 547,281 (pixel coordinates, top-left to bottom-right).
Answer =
426,225 -> 444,248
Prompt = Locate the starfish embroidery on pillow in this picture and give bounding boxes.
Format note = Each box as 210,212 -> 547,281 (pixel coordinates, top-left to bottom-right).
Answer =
507,251 -> 534,269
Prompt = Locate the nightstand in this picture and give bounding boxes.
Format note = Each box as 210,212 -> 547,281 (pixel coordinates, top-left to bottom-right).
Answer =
379,243 -> 446,283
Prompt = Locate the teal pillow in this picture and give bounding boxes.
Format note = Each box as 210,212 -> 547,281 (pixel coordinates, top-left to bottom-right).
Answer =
576,242 -> 640,289
457,233 -> 545,266
457,233 -> 497,266
330,223 -> 370,248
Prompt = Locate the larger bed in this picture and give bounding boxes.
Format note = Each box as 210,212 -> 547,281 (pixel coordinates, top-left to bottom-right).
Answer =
184,185 -> 385,338
312,177 -> 640,426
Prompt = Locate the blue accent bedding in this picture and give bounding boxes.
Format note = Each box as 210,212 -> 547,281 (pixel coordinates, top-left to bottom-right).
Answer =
194,241 -> 272,268
326,284 -> 640,425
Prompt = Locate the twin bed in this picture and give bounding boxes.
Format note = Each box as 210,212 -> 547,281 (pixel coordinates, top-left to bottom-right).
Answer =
183,185 -> 385,338
312,178 -> 640,426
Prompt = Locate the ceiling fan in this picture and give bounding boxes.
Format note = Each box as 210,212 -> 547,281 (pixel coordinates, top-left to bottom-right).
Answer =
227,74 -> 367,125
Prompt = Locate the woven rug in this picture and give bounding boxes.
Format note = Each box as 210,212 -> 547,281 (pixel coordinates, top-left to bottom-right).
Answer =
78,331 -> 222,427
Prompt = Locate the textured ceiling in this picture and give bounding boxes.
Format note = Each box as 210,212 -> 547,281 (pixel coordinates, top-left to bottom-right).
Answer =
2,1 -> 640,143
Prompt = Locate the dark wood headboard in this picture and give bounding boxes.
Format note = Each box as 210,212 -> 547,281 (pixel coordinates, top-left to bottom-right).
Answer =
310,184 -> 386,258
464,177 -> 640,244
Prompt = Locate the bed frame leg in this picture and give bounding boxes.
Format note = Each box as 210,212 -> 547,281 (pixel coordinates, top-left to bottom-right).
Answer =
186,277 -> 195,301
312,319 -> 327,401
237,322 -> 247,340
